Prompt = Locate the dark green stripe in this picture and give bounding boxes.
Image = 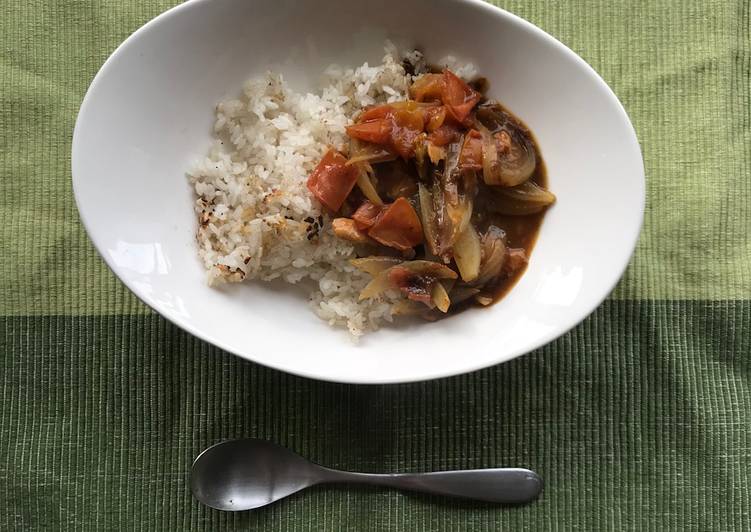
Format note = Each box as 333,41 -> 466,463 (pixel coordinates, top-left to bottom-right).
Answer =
1,300 -> 749,531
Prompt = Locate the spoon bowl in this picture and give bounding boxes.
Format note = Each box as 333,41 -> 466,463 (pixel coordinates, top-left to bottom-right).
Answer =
191,439 -> 322,511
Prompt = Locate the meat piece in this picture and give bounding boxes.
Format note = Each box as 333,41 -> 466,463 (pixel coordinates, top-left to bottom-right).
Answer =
503,248 -> 528,275
367,197 -> 424,251
387,266 -> 434,304
332,218 -> 371,244
306,149 -> 359,212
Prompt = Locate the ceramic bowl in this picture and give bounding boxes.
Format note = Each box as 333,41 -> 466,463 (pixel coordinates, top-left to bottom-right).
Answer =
72,0 -> 644,383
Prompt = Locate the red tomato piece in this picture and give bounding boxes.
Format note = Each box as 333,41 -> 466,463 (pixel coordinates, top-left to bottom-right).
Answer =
352,201 -> 383,230
423,106 -> 447,132
389,125 -> 423,159
392,106 -> 425,132
367,197 -> 424,251
410,73 -> 444,102
306,149 -> 359,212
441,69 -> 481,123
346,119 -> 392,145
358,104 -> 393,122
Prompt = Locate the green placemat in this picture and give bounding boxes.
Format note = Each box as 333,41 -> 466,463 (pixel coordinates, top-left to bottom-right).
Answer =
1,1 -> 749,530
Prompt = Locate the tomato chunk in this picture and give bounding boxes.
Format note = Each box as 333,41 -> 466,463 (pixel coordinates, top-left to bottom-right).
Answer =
348,105 -> 425,159
358,104 -> 393,122
423,106 -> 447,132
410,73 -> 444,102
346,119 -> 392,144
389,124 -> 423,159
367,197 -> 424,251
441,69 -> 481,123
306,149 -> 359,212
352,201 -> 383,230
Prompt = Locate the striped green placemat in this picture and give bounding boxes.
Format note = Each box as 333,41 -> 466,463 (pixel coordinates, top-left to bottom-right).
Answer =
1,1 -> 749,530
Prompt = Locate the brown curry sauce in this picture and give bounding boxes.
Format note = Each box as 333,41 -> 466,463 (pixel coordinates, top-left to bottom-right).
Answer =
309,67 -> 554,317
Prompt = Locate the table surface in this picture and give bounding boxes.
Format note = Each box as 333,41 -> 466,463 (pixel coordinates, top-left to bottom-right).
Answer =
1,0 -> 750,530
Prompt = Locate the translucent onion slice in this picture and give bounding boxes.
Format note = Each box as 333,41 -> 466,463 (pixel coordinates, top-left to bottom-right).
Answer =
350,256 -> 402,276
431,281 -> 451,313
357,260 -> 457,301
486,180 -> 556,215
354,163 -> 384,206
452,224 -> 481,282
475,294 -> 494,306
474,225 -> 508,286
478,123 -> 536,187
358,268 -> 395,300
346,145 -> 397,166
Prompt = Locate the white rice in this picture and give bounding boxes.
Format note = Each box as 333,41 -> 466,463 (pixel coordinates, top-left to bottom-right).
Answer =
188,45 -> 476,337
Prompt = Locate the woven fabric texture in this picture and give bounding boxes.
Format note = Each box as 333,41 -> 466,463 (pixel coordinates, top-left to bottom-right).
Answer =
1,1 -> 749,530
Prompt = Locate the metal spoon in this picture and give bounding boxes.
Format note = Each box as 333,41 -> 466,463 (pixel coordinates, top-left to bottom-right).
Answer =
191,439 -> 543,511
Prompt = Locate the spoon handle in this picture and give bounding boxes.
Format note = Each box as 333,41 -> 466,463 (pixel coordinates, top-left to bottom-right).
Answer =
320,467 -> 542,504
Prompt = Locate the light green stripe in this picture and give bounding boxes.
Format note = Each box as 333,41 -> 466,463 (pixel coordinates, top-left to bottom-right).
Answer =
1,0 -> 749,318
494,0 -> 751,300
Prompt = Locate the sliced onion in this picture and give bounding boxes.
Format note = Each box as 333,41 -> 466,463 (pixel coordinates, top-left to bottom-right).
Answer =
354,163 -> 384,206
444,195 -> 472,244
358,267 -> 395,300
479,124 -> 499,185
431,281 -> 451,313
478,123 -> 536,187
346,143 -> 397,166
442,141 -> 461,204
418,183 -> 440,256
497,129 -> 537,186
398,260 -> 458,280
437,192 -> 473,256
436,141 -> 475,256
358,260 -> 457,301
474,225 -> 507,286
452,224 -> 481,282
486,180 -> 556,215
474,294 -> 493,306
350,256 -> 402,276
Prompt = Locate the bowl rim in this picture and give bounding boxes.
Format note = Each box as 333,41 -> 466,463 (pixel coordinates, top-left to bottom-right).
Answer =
72,0 -> 645,384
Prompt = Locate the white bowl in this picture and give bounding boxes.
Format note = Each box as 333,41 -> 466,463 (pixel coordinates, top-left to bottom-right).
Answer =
72,0 -> 644,383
